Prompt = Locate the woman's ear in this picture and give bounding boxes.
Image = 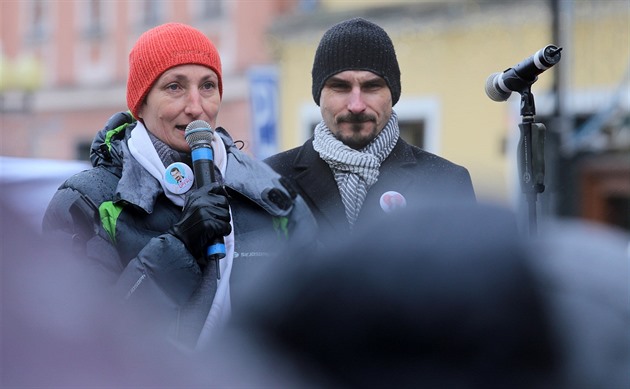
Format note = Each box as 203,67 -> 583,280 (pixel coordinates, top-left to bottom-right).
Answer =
135,101 -> 146,121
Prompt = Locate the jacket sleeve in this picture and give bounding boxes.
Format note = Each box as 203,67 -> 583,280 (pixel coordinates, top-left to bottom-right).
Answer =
115,234 -> 202,306
286,193 -> 320,252
43,179 -> 202,308
456,166 -> 477,202
43,184 -> 124,280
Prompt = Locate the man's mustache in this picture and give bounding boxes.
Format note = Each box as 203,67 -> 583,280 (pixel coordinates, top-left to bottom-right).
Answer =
337,113 -> 375,124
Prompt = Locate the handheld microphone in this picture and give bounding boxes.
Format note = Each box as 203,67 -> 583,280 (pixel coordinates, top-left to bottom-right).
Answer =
485,44 -> 562,101
184,120 -> 226,269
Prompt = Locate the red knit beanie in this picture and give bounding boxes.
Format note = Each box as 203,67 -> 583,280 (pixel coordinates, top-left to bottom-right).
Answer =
126,23 -> 223,119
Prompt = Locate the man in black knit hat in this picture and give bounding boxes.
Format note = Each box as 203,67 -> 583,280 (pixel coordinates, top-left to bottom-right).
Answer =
265,17 -> 476,237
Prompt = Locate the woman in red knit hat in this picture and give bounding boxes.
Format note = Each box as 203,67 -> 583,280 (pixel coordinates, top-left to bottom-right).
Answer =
43,23 -> 316,350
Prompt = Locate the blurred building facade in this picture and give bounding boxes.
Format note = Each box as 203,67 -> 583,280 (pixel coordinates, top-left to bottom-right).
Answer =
0,0 -> 299,160
268,0 -> 629,231
1,0 -> 628,231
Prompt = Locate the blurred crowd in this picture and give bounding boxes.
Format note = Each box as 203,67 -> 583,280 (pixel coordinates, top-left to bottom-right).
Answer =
2,191 -> 628,388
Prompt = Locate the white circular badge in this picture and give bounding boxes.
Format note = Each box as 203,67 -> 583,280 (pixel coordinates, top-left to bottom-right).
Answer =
164,162 -> 194,194
379,191 -> 407,213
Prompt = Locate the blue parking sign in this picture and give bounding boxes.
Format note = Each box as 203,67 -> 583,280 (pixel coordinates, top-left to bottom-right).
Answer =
248,66 -> 278,159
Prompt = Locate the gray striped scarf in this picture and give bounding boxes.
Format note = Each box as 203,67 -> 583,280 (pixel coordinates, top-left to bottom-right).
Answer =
313,111 -> 399,228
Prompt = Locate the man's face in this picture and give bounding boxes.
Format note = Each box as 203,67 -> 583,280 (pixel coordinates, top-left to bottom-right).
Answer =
171,169 -> 183,183
319,70 -> 393,150
137,64 -> 221,152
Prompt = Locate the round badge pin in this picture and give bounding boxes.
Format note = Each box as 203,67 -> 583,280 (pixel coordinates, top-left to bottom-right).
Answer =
164,162 -> 194,194
379,191 -> 407,213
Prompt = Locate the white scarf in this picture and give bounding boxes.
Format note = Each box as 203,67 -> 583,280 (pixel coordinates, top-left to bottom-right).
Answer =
127,122 -> 234,344
313,111 -> 399,227
127,122 -> 228,207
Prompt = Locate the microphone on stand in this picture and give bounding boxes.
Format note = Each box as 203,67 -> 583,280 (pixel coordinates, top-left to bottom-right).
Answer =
484,45 -> 562,237
485,45 -> 562,102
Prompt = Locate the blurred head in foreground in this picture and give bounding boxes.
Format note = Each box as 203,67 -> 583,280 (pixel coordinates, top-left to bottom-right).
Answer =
215,201 -> 561,388
216,201 -> 629,388
1,196 -> 207,387
6,188 -> 628,388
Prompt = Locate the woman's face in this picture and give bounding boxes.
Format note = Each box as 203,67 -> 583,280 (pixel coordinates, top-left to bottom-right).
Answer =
137,64 -> 221,152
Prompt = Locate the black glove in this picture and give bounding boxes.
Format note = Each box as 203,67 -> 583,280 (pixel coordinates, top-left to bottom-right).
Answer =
169,183 -> 231,261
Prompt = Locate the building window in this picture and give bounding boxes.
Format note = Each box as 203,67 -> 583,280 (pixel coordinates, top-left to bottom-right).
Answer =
195,0 -> 224,20
394,98 -> 440,153
298,0 -> 319,12
76,140 -> 92,162
141,0 -> 163,27
25,0 -> 49,43
83,0 -> 104,38
76,0 -> 113,84
399,120 -> 425,149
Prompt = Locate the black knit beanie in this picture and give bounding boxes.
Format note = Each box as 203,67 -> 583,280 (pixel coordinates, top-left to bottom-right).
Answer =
311,17 -> 401,106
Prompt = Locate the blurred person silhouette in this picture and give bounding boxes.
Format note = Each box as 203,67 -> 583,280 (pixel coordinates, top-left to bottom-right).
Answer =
28,193 -> 630,387
204,201 -> 630,388
528,219 -> 630,389
265,17 -> 476,239
1,194 -> 212,387
207,200 -> 560,388
42,22 -> 315,349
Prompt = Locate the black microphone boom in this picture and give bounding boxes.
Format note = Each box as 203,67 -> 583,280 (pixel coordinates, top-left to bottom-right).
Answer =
484,46 -> 562,237
485,44 -> 562,101
184,120 -> 226,273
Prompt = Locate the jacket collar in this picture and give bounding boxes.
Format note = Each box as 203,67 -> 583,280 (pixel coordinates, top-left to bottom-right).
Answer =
116,137 -> 162,213
224,151 -> 295,217
115,127 -> 295,217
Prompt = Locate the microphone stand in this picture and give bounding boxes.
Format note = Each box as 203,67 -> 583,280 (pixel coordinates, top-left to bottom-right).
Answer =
517,87 -> 546,237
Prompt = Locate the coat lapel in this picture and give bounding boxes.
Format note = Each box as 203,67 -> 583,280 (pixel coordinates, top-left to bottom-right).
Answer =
291,140 -> 348,233
358,139 -> 419,223
288,138 -> 421,233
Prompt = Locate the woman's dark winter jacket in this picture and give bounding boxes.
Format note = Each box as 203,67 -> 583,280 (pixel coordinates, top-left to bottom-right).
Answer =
43,112 -> 316,346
